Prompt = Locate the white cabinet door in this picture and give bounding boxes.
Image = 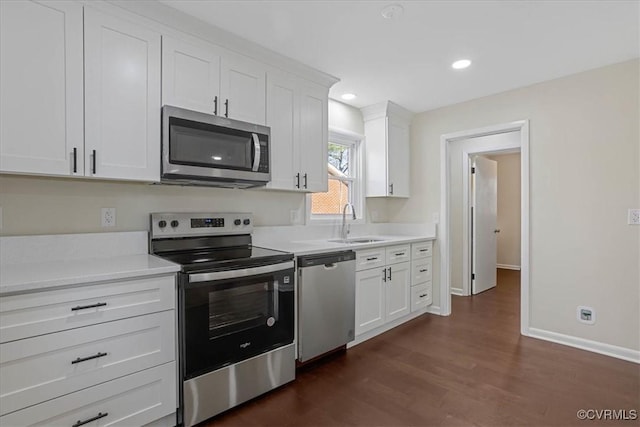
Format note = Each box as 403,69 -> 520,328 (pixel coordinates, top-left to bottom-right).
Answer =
385,261 -> 411,322
364,117 -> 388,197
0,0 -> 83,176
299,82 -> 329,192
162,36 -> 221,115
84,8 -> 161,182
387,117 -> 410,197
220,54 -> 266,125
266,71 -> 299,190
355,268 -> 386,335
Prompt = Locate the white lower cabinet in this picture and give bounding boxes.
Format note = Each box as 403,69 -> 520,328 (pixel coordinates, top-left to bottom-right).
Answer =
0,274 -> 177,426
354,245 -> 411,336
410,241 -> 433,313
0,362 -> 176,427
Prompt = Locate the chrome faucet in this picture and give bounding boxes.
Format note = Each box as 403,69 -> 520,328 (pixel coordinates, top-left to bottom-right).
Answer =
341,203 -> 356,240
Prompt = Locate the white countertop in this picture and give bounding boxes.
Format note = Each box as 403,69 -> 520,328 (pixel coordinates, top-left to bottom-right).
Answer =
0,254 -> 180,296
257,234 -> 435,256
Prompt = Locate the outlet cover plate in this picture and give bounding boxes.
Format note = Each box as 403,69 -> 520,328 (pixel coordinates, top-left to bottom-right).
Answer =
577,305 -> 596,325
628,209 -> 640,225
101,207 -> 116,227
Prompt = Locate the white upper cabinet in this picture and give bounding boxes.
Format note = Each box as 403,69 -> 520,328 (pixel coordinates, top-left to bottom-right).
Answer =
84,8 -> 161,182
265,71 -> 328,192
361,101 -> 413,198
220,54 -> 266,125
162,36 -> 221,115
0,0 -> 84,176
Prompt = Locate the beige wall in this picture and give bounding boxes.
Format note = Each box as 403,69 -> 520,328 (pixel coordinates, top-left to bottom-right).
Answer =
0,100 -> 374,235
389,59 -> 639,351
489,153 -> 521,268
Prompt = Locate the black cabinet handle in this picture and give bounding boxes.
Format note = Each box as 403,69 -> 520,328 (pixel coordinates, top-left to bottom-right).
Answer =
419,293 -> 428,298
382,268 -> 387,282
72,412 -> 108,427
224,99 -> 229,117
92,149 -> 96,174
366,257 -> 378,261
72,147 -> 77,173
71,302 -> 107,311
419,248 -> 429,252
389,183 -> 394,195
388,267 -> 392,281
71,352 -> 108,365
303,173 -> 308,188
295,173 -> 300,188
214,96 -> 218,115
395,252 -> 405,257
419,268 -> 428,273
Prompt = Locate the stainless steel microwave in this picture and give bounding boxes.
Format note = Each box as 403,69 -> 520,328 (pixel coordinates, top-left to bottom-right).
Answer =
161,105 -> 270,188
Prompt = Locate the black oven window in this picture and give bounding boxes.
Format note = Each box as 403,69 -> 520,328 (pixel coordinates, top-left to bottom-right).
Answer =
208,281 -> 275,339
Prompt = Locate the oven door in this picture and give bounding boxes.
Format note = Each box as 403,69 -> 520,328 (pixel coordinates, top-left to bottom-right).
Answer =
181,261 -> 294,380
162,105 -> 270,184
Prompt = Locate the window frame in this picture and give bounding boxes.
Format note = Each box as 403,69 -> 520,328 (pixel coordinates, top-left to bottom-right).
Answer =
307,127 -> 365,224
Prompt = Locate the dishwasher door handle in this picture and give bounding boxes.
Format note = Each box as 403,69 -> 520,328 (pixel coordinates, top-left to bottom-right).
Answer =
324,263 -> 338,270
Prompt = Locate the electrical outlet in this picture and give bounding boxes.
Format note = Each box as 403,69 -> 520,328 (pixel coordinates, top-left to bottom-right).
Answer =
628,209 -> 640,225
101,207 -> 116,227
290,209 -> 301,225
577,306 -> 595,325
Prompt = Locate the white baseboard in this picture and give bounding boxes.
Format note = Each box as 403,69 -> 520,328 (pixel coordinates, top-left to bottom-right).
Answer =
497,264 -> 521,270
528,327 -> 640,364
451,287 -> 464,296
425,305 -> 441,315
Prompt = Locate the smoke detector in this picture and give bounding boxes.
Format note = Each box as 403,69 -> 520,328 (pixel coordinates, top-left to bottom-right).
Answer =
381,4 -> 404,20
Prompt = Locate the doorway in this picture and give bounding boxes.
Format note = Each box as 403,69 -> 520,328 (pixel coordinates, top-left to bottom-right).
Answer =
439,120 -> 530,336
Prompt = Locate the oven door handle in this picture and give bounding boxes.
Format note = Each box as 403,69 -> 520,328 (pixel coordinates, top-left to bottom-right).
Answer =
188,261 -> 294,283
251,133 -> 261,172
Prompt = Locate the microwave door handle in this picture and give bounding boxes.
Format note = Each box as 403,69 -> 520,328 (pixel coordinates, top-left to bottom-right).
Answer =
251,133 -> 261,172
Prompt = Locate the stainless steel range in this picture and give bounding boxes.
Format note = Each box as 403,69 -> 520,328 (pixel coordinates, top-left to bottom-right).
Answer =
150,213 -> 295,427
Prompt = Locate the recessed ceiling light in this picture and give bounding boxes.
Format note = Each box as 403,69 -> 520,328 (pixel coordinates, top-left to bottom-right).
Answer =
341,93 -> 357,100
452,59 -> 472,70
381,4 -> 404,20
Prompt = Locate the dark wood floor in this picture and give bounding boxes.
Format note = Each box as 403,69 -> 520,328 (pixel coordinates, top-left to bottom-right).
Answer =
204,269 -> 639,426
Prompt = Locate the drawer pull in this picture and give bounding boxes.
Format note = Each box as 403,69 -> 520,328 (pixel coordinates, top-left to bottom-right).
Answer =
419,268 -> 429,273
419,248 -> 429,252
366,257 -> 378,261
395,252 -> 405,257
72,412 -> 108,427
71,352 -> 108,365
71,302 -> 107,311
419,293 -> 428,298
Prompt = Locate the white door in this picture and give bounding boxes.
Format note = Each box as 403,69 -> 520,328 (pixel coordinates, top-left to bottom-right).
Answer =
84,8 -> 161,181
385,262 -> 411,322
472,156 -> 498,294
220,54 -> 266,125
0,0 -> 83,176
299,82 -> 328,192
265,70 -> 299,190
162,36 -> 221,115
355,268 -> 385,335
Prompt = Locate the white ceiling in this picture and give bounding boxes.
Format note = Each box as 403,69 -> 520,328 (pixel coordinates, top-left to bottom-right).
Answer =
160,0 -> 640,113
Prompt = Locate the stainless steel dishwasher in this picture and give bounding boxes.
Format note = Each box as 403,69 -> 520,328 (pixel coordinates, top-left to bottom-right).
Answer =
297,250 -> 356,362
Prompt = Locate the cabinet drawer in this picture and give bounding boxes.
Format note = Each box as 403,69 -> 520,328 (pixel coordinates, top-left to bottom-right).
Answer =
0,275 -> 175,343
0,310 -> 175,416
385,245 -> 410,265
355,248 -> 385,271
411,282 -> 432,312
412,241 -> 433,260
0,361 -> 176,426
412,259 -> 432,285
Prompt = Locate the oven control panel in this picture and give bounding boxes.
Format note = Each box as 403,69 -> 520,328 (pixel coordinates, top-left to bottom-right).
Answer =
150,212 -> 252,238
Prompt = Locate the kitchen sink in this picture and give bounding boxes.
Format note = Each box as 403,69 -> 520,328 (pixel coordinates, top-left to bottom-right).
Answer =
328,237 -> 387,244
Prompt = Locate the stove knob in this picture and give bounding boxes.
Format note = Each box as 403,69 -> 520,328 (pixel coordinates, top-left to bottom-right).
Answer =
234,219 -> 242,226
243,219 -> 251,225
170,220 -> 179,228
158,220 -> 167,228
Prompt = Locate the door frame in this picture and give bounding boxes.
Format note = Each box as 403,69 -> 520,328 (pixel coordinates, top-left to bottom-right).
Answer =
439,120 -> 530,336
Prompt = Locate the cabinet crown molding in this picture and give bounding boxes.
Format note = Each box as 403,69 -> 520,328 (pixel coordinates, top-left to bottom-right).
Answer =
360,101 -> 413,125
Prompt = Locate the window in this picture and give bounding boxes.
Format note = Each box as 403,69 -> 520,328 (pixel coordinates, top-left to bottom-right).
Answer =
309,129 -> 363,221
